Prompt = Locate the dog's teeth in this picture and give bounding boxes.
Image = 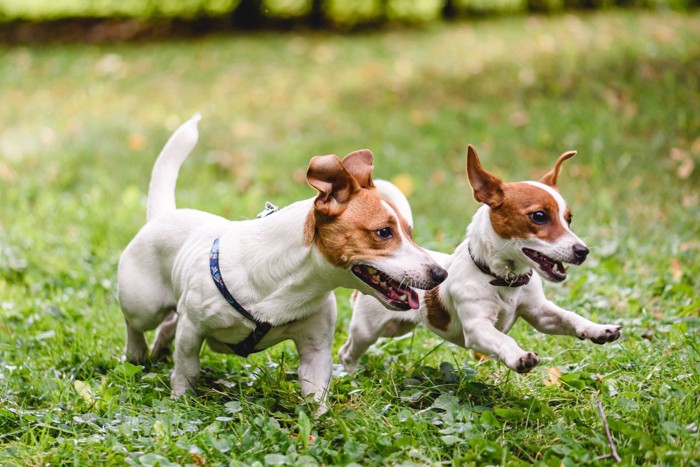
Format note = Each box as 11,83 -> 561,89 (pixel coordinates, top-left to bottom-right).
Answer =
399,294 -> 407,301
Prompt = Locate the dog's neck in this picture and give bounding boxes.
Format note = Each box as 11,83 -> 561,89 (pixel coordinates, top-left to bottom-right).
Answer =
463,205 -> 533,279
217,198 -> 353,325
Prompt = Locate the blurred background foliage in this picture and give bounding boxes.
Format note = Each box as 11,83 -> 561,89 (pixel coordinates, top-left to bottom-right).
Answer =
0,0 -> 697,30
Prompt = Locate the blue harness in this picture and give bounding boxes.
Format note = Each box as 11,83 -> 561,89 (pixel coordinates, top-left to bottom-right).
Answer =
208,202 -> 279,357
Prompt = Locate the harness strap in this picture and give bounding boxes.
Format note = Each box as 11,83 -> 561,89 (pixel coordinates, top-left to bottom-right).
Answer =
467,243 -> 532,288
209,237 -> 271,357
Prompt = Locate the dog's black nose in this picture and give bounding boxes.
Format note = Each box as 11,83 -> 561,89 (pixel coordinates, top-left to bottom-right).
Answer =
431,266 -> 448,284
573,244 -> 589,264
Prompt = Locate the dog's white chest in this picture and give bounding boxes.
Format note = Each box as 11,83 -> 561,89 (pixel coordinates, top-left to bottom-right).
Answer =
492,289 -> 522,332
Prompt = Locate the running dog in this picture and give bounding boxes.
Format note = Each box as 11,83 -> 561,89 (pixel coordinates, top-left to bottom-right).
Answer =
117,115 -> 447,408
340,145 -> 621,374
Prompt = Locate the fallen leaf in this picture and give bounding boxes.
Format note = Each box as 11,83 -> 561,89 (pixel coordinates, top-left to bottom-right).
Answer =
0,162 -> 16,182
127,134 -> 146,150
153,420 -> 167,439
670,258 -> 682,282
681,194 -> 698,209
510,110 -> 529,127
191,452 -> 207,466
472,350 -> 488,362
190,446 -> 206,466
74,380 -> 97,405
430,170 -> 446,186
669,147 -> 695,179
677,158 -> 694,179
669,147 -> 687,161
543,367 -> 562,387
680,241 -> 700,252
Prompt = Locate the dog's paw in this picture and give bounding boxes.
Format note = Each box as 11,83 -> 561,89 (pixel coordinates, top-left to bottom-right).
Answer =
171,373 -> 198,397
513,352 -> 539,373
125,349 -> 149,366
150,343 -> 172,362
581,325 -> 622,345
338,346 -> 360,375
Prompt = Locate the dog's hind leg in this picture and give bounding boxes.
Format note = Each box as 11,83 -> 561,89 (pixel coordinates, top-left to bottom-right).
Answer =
118,241 -> 177,364
339,294 -> 417,374
151,310 -> 179,361
171,311 -> 205,397
125,322 -> 149,364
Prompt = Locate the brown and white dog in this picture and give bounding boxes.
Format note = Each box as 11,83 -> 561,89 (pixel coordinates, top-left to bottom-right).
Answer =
117,115 -> 447,409
340,145 -> 621,374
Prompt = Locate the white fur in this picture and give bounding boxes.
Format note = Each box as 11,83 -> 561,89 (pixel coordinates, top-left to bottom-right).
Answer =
117,116 -> 444,411
340,181 -> 621,374
373,179 -> 414,228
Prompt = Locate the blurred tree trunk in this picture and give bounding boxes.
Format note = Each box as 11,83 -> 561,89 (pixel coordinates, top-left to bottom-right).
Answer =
564,0 -> 598,8
442,0 -> 457,19
525,0 -> 549,12
231,0 -> 264,29
379,0 -> 389,22
309,0 -> 326,29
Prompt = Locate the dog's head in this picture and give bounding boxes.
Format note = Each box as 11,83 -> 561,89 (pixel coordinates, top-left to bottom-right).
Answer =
467,145 -> 588,283
306,149 -> 447,310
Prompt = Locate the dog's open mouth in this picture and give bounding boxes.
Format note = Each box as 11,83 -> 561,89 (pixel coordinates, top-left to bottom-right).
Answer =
352,264 -> 419,311
522,248 -> 567,282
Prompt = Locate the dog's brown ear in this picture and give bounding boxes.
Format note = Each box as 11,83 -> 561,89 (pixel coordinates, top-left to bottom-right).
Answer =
341,149 -> 375,189
307,154 -> 361,217
466,145 -> 504,208
540,150 -> 576,187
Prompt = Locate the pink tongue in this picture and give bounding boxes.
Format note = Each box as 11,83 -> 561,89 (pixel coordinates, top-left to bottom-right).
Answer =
408,290 -> 420,310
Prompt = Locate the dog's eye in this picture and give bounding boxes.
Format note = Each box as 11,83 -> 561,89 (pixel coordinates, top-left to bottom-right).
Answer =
529,211 -> 549,225
375,227 -> 393,239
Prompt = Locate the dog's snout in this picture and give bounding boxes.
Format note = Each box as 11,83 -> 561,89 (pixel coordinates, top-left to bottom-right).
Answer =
572,244 -> 589,264
430,266 -> 448,285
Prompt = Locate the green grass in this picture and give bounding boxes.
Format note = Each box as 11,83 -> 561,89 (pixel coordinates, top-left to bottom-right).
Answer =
1,10 -> 699,466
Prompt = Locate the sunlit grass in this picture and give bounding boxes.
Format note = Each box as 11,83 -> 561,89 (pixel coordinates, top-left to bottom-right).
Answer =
1,10 -> 699,465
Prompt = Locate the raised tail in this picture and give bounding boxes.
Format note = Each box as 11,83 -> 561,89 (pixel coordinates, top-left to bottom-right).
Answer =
147,114 -> 201,221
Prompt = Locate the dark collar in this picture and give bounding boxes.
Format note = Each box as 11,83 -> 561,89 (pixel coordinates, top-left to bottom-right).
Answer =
210,237 -> 271,357
467,243 -> 532,288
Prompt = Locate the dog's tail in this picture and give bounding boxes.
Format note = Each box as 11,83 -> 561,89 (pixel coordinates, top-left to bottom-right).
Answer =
373,179 -> 414,229
146,114 -> 201,222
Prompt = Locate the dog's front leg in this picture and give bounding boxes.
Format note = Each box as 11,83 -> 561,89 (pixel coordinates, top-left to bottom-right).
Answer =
519,300 -> 622,344
293,306 -> 336,414
171,312 -> 205,396
460,312 -> 540,373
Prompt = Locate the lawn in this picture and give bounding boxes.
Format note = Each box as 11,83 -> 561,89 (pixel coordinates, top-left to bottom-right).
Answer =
1,10 -> 699,466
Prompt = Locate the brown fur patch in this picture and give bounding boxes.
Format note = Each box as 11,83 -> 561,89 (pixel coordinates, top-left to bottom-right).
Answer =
489,182 -> 568,242
310,189 -> 414,268
303,209 -> 315,246
425,287 -> 450,331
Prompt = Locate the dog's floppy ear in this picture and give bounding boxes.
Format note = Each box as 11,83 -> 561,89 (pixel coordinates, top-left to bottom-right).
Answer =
341,149 -> 375,189
307,154 -> 361,217
540,150 -> 576,187
466,145 -> 504,208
